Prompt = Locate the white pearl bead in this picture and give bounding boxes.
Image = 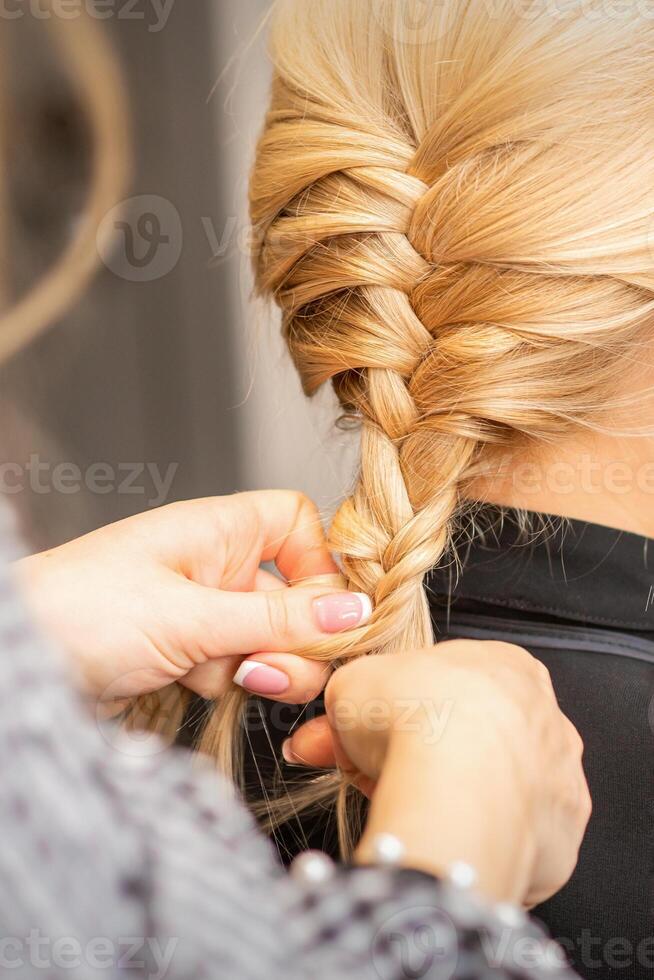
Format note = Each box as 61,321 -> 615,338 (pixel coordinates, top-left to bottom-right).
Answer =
448,861 -> 478,889
371,833 -> 406,866
290,851 -> 335,885
495,902 -> 526,928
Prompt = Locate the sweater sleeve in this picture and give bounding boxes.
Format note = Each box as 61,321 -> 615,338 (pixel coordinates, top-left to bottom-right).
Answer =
0,513 -> 579,980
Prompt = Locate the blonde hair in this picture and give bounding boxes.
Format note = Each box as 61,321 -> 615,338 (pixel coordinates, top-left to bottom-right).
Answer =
10,0 -> 654,856
142,0 -> 654,850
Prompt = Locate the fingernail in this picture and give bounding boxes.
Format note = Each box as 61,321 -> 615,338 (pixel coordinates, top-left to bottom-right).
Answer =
313,592 -> 373,634
233,661 -> 290,696
282,738 -> 299,764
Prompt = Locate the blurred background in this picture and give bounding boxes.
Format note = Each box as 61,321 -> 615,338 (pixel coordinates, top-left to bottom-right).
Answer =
2,0 -> 359,549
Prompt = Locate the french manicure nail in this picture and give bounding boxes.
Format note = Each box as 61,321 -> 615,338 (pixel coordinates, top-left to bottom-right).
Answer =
233,661 -> 290,696
313,592 -> 373,634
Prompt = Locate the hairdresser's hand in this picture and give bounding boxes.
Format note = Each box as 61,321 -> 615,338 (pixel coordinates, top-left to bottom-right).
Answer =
285,641 -> 591,908
14,491 -> 370,704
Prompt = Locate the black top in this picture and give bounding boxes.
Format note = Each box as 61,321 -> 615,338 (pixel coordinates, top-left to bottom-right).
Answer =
426,507 -> 654,980
428,505 -> 654,631
245,506 -> 654,980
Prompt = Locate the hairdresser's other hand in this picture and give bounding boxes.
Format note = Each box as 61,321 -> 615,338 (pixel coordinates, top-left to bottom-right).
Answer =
285,642 -> 591,909
14,492 -> 371,704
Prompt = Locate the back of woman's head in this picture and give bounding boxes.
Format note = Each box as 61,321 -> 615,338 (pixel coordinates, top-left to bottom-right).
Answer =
249,0 -> 654,664
187,0 -> 654,843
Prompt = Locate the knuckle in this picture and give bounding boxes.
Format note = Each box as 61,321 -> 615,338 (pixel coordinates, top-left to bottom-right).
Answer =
300,683 -> 326,705
565,718 -> 584,757
575,730 -> 585,757
325,658 -> 360,710
496,640 -> 529,658
487,640 -> 534,668
475,641 -> 554,690
579,777 -> 591,810
291,661 -> 330,706
555,861 -> 576,895
295,489 -> 317,511
189,677 -> 222,700
533,658 -> 553,687
264,591 -> 291,646
283,488 -> 317,517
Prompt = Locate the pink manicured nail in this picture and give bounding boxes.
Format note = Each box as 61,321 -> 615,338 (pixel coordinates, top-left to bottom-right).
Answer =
313,592 -> 373,634
233,661 -> 290,696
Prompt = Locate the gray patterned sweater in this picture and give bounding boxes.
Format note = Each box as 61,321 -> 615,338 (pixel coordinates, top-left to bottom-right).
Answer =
0,502 -> 579,980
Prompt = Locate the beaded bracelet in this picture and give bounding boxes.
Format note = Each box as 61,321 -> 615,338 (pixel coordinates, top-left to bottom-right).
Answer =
290,835 -> 574,978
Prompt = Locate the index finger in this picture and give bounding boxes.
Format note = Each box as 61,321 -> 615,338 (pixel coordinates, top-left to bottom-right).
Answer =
247,490 -> 339,583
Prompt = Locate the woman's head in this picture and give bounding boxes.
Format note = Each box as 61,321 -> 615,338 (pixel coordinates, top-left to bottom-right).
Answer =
249,0 -> 654,660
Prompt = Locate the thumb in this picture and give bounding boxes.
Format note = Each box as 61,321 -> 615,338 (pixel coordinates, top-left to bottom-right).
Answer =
182,652 -> 330,703
176,579 -> 373,659
283,715 -> 337,768
284,715 -> 377,798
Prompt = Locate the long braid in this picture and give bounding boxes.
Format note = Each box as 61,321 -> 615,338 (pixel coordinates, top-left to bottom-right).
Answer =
210,68 -> 484,839
199,158 -> 478,805
132,0 -> 654,854
239,0 -> 654,847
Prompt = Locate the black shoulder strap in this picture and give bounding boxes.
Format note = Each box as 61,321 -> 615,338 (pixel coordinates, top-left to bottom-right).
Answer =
437,612 -> 654,666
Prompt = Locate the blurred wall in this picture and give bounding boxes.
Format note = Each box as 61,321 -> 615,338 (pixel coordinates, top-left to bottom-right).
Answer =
211,0 -> 359,519
0,0 -> 357,551
1,3 -> 242,547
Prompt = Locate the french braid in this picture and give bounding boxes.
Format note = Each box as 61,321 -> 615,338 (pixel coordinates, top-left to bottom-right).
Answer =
141,0 -> 654,852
